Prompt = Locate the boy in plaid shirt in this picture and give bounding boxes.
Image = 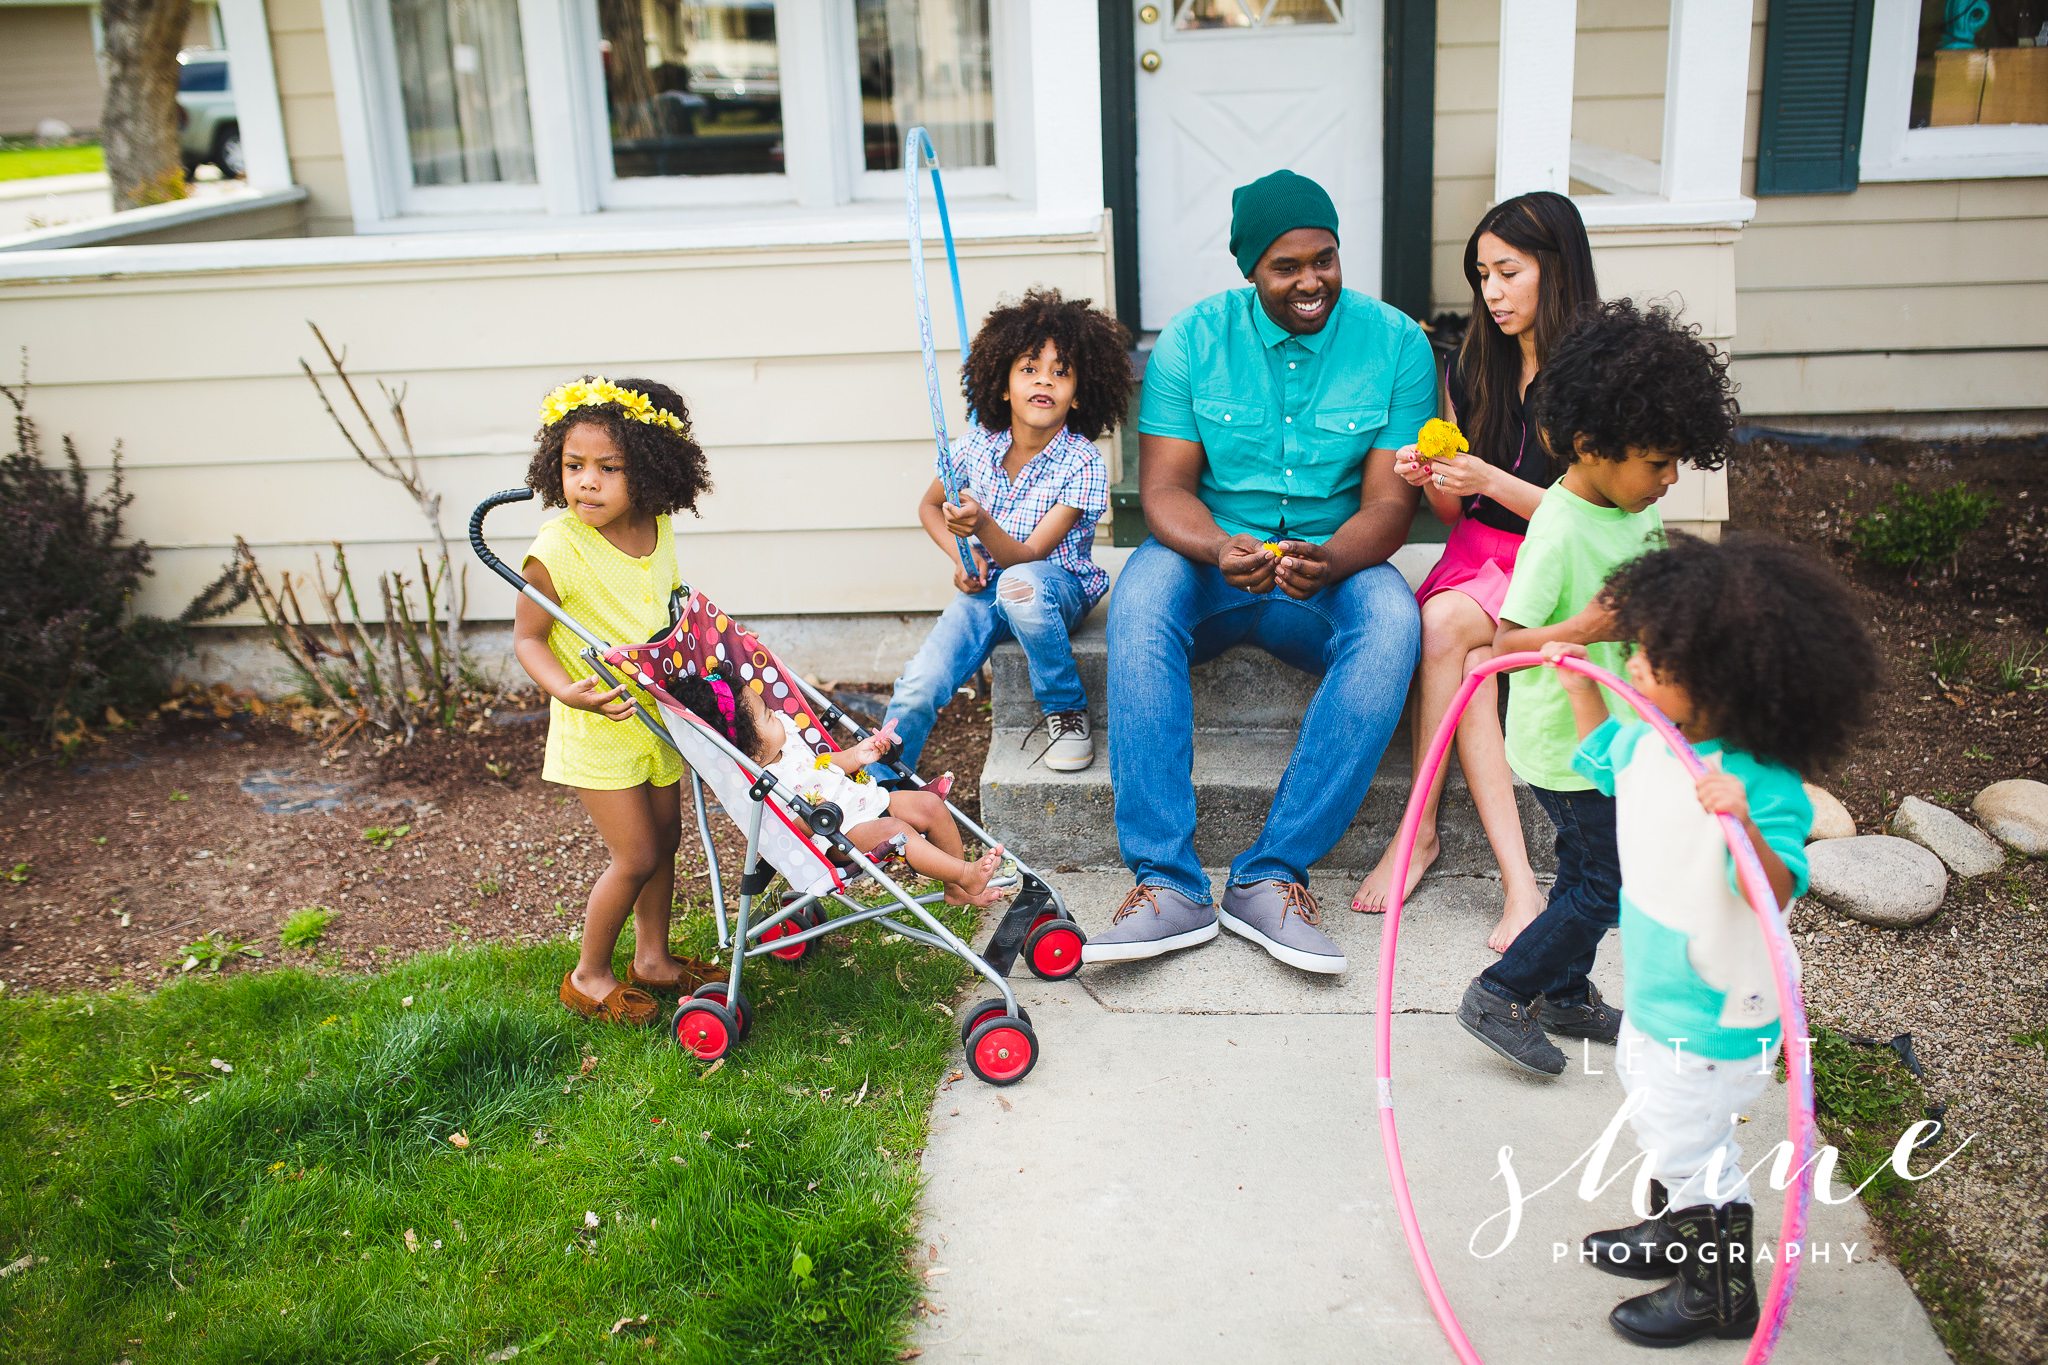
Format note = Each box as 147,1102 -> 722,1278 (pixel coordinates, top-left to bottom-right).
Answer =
877,288 -> 1134,775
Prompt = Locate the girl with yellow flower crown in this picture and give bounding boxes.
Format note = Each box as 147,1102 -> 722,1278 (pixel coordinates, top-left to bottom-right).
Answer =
512,375 -> 719,1027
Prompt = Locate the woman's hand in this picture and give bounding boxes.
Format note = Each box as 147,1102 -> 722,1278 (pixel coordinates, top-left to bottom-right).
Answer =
560,676 -> 635,721
942,492 -> 986,539
1392,444 -> 1432,488
1425,452 -> 1492,500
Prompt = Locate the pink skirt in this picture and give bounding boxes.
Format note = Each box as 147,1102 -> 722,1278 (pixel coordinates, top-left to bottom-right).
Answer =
1414,516 -> 1524,624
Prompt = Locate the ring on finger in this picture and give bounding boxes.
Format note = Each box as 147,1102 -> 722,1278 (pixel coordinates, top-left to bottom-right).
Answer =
1434,471 -> 1446,488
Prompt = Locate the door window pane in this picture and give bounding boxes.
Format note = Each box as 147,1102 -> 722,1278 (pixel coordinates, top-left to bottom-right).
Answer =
857,0 -> 995,171
1174,0 -> 1339,28
599,0 -> 784,178
1911,0 -> 2048,127
389,0 -> 538,185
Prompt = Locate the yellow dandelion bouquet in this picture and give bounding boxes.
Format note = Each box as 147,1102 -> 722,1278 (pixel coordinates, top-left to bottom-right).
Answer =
538,377 -> 689,437
1415,418 -> 1468,462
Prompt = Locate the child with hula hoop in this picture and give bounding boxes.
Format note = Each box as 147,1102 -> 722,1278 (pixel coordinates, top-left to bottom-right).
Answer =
1543,533 -> 1875,1347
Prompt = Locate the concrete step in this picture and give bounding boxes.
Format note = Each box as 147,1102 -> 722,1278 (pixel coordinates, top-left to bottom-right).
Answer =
980,723 -> 1553,875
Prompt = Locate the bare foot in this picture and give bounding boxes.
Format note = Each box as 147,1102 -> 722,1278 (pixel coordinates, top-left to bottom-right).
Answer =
1487,881 -> 1546,953
946,845 -> 1010,907
1352,831 -> 1439,913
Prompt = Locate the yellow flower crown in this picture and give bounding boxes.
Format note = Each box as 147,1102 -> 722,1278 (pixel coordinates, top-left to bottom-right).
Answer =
538,377 -> 690,438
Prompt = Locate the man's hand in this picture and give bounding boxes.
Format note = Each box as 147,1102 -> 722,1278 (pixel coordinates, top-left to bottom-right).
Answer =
1695,770 -> 1750,824
1273,540 -> 1328,600
1219,534 -> 1279,593
560,676 -> 635,721
942,493 -> 985,539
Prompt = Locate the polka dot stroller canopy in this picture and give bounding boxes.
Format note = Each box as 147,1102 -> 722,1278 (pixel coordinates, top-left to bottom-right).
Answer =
602,588 -> 847,899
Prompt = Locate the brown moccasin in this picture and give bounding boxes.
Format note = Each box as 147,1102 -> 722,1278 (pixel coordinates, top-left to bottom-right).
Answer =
559,971 -> 659,1027
626,956 -> 722,994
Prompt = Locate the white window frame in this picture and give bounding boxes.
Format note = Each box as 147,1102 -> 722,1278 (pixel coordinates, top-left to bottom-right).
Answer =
1860,0 -> 2048,181
323,0 -> 1038,228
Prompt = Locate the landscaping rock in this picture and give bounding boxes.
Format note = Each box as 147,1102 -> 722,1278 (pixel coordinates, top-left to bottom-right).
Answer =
1972,779 -> 2048,857
1805,836 -> 1948,928
1889,796 -> 2005,877
1804,783 -> 1856,841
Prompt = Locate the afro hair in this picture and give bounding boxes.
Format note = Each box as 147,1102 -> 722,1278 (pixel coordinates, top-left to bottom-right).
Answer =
1533,298 -> 1738,471
1602,532 -> 1878,777
961,287 -> 1134,442
526,376 -> 712,517
669,669 -> 767,764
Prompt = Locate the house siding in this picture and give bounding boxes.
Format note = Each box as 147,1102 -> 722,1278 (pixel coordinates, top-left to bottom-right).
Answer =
266,0 -> 353,235
0,5 -> 104,138
0,225 -> 1115,624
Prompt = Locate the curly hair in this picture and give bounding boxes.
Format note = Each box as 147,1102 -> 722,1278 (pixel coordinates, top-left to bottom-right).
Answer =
961,287 -> 1134,442
1533,299 -> 1738,471
525,376 -> 712,516
1603,532 -> 1877,777
668,670 -> 768,764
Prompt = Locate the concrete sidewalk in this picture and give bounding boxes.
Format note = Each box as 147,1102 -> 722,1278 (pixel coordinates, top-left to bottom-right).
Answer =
913,873 -> 1949,1364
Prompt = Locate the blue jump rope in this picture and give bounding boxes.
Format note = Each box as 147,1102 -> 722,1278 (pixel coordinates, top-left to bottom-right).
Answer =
904,126 -> 980,582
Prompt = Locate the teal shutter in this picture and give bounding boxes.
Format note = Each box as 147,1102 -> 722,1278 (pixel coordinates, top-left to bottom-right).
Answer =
1756,0 -> 1877,195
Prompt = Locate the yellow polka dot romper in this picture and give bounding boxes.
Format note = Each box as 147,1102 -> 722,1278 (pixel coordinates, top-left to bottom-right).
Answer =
524,512 -> 686,791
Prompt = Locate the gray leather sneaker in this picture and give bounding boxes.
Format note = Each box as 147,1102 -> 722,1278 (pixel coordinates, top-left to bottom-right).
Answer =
1458,978 -> 1566,1076
1079,884 -> 1218,964
1218,880 -> 1345,974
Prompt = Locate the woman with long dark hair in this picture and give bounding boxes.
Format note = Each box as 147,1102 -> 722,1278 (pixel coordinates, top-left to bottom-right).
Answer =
1353,191 -> 1598,952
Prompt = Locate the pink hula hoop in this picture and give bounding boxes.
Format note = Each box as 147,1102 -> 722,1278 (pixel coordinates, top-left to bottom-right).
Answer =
1375,650 -> 1814,1364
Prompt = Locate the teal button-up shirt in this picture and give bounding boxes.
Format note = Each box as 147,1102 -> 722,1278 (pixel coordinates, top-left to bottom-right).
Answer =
1137,286 -> 1438,544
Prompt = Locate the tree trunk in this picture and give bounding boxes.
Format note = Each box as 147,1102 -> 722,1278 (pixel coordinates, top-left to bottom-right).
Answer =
99,0 -> 194,211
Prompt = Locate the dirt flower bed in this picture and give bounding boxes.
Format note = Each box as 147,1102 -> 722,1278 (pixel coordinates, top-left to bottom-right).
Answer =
1730,434 -> 2048,1364
0,685 -> 990,999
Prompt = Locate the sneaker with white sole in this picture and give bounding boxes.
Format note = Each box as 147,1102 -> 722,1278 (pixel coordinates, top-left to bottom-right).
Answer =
1079,884 -> 1218,963
1040,709 -> 1093,772
1218,880 -> 1346,974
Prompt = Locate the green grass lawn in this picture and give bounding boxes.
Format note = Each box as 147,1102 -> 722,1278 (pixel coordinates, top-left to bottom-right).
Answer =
0,143 -> 105,181
0,898 -> 982,1363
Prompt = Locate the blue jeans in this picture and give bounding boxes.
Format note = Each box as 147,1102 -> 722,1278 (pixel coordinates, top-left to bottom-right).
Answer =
1480,785 -> 1620,1007
1106,536 -> 1420,902
875,558 -> 1093,777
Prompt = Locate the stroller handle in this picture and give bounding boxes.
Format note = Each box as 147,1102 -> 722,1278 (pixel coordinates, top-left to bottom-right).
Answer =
470,487 -> 536,593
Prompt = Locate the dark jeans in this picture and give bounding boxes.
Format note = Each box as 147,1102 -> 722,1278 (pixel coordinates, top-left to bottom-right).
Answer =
1479,784 -> 1621,1008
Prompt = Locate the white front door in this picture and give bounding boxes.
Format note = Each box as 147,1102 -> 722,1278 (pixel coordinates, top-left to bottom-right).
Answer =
1133,0 -> 1384,332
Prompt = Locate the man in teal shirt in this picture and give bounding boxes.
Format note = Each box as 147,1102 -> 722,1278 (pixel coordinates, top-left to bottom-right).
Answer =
1082,169 -> 1437,976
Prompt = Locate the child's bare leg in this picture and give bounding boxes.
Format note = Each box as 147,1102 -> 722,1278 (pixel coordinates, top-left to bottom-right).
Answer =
1356,593 -> 1492,911
624,779 -> 702,984
572,783 -> 674,1001
1452,646 -> 1546,951
887,789 -> 963,860
846,817 -> 1006,907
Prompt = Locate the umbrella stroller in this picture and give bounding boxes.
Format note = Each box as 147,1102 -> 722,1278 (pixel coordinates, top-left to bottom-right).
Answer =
470,489 -> 1085,1085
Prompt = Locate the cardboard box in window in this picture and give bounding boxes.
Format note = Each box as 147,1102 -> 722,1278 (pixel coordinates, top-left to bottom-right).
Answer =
1924,49 -> 1988,126
1981,46 -> 2048,126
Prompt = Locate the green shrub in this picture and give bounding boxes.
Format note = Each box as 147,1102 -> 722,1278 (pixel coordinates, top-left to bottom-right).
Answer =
0,372 -> 244,746
1850,481 -> 1998,577
279,907 -> 338,950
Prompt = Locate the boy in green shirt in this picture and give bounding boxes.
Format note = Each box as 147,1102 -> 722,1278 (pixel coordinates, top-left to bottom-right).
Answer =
1455,299 -> 1740,1079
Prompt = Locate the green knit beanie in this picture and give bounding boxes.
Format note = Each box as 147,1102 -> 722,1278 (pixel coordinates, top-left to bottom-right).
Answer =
1228,170 -> 1341,277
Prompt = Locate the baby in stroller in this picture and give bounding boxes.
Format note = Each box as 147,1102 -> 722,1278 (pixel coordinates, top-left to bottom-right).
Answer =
669,671 -> 1010,908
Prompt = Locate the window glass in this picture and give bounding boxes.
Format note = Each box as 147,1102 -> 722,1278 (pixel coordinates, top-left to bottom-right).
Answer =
178,60 -> 231,93
1911,0 -> 2048,127
599,0 -> 784,177
389,0 -> 538,184
857,0 -> 995,171
1174,0 -> 1339,28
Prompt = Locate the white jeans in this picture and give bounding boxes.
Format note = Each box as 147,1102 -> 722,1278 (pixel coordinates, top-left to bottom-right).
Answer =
1616,1020 -> 1778,1209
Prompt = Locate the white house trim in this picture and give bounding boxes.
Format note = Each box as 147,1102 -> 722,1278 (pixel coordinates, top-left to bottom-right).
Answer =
1859,0 -> 2048,182
1495,0 -> 1577,201
216,0 -> 292,191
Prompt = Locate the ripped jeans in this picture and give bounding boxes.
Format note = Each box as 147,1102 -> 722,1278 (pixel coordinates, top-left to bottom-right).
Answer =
871,559 -> 1094,778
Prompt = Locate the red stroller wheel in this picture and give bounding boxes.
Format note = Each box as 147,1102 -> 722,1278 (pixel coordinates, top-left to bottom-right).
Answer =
692,981 -> 753,1040
1024,920 -> 1086,981
761,907 -> 817,964
965,1015 -> 1038,1086
673,1000 -> 735,1061
957,997 -> 1031,1048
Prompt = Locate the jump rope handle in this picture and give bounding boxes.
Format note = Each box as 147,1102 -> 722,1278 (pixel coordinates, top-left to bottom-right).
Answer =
905,126 -> 981,584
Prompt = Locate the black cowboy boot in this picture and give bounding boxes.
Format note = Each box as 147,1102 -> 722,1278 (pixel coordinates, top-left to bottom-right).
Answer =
1583,1179 -> 1682,1280
1609,1202 -> 1761,1347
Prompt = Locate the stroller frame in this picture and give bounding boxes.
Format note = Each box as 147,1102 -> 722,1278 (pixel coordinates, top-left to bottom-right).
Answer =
470,489 -> 1080,1084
